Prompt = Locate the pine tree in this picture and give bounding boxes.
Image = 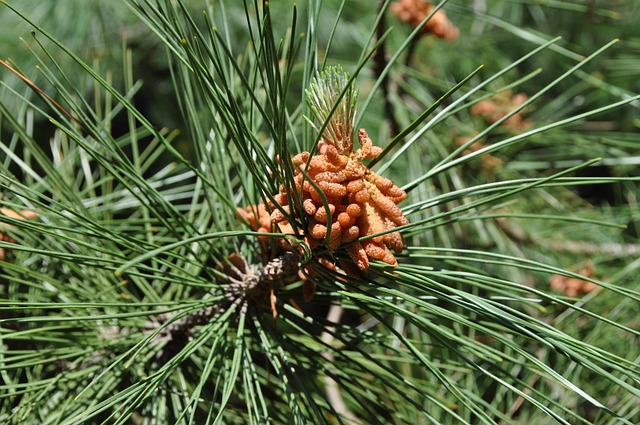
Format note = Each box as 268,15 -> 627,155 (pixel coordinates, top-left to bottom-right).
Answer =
1,1 -> 639,423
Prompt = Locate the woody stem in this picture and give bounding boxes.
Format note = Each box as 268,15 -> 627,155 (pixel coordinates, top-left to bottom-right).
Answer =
374,0 -> 401,137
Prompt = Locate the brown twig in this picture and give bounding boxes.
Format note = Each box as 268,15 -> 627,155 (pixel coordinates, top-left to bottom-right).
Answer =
0,57 -> 87,133
321,303 -> 361,424
373,0 -> 401,137
153,251 -> 301,345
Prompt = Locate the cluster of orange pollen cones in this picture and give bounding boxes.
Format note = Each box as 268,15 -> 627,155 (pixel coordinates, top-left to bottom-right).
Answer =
238,127 -> 409,288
